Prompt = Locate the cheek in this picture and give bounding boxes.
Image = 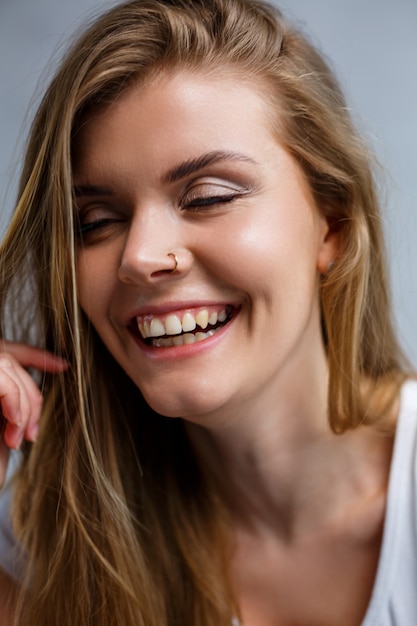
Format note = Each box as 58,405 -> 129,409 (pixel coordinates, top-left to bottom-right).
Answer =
208,205 -> 319,293
76,250 -> 116,325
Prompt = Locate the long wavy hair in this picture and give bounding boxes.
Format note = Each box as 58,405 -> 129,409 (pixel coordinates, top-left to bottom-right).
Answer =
0,0 -> 408,624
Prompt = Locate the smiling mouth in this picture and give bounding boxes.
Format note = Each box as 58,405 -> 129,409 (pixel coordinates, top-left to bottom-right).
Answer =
135,305 -> 235,348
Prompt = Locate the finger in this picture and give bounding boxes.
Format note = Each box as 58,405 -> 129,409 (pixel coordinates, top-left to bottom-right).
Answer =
0,341 -> 68,373
0,437 -> 10,489
3,421 -> 24,451
0,356 -> 42,440
3,419 -> 27,450
0,348 -> 51,485
0,365 -> 24,427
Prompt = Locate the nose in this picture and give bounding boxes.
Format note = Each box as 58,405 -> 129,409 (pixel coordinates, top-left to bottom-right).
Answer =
117,210 -> 192,285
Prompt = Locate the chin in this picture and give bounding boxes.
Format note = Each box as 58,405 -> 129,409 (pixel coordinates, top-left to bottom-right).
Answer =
141,387 -> 228,424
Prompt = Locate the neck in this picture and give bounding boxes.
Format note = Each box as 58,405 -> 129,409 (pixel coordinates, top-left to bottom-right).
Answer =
185,359 -> 392,541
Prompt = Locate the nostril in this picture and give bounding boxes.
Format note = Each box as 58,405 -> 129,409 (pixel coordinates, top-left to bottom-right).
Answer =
118,253 -> 183,284
118,247 -> 193,284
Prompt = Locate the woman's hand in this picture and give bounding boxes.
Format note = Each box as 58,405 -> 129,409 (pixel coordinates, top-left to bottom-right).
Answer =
0,341 -> 67,487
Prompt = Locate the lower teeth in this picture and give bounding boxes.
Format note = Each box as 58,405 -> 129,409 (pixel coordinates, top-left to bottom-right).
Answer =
151,328 -> 217,348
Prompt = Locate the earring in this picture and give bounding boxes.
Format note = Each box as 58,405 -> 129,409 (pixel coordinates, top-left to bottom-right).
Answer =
167,252 -> 179,272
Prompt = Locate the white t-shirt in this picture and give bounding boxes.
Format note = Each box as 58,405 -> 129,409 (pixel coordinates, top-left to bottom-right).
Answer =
361,379 -> 417,625
1,381 -> 417,624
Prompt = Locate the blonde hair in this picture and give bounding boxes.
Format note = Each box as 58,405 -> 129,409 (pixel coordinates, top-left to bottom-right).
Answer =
0,0 -> 408,624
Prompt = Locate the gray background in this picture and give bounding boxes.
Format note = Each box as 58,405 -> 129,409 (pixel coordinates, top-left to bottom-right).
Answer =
1,0 -> 416,364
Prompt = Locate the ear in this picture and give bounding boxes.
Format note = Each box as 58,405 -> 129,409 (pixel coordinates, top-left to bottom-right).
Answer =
316,215 -> 342,275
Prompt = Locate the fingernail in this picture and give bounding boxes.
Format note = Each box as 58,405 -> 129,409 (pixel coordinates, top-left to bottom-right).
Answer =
27,422 -> 39,442
13,409 -> 22,427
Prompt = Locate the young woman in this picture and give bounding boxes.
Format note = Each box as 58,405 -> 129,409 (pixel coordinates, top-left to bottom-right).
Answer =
0,0 -> 414,624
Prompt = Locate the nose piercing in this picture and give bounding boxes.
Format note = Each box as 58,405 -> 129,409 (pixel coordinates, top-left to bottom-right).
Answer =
167,252 -> 179,272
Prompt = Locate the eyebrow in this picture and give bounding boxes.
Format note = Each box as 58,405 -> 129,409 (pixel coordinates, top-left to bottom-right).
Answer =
72,185 -> 114,198
161,150 -> 257,184
72,151 -> 256,197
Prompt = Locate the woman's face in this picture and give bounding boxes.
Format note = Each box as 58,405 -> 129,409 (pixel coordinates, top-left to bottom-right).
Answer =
73,71 -> 338,426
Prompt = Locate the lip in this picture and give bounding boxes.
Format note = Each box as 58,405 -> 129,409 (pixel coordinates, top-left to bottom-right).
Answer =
127,303 -> 240,360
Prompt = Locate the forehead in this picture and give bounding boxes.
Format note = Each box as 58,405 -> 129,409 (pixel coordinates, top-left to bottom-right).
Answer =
72,70 -> 282,169
75,68 -> 279,134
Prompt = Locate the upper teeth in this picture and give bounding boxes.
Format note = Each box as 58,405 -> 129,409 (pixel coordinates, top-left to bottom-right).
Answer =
137,307 -> 229,339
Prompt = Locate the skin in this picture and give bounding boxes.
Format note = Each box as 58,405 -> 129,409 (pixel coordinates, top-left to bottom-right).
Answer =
72,71 -> 394,625
0,341 -> 67,483
0,71 -> 394,625
73,72 -> 335,427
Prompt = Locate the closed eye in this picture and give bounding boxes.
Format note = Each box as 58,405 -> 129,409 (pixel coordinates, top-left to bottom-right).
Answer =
76,215 -> 127,243
78,218 -> 119,235
182,193 -> 240,211
180,176 -> 251,212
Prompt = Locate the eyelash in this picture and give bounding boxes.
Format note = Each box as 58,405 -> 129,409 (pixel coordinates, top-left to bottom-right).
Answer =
181,192 -> 240,211
76,217 -> 124,239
